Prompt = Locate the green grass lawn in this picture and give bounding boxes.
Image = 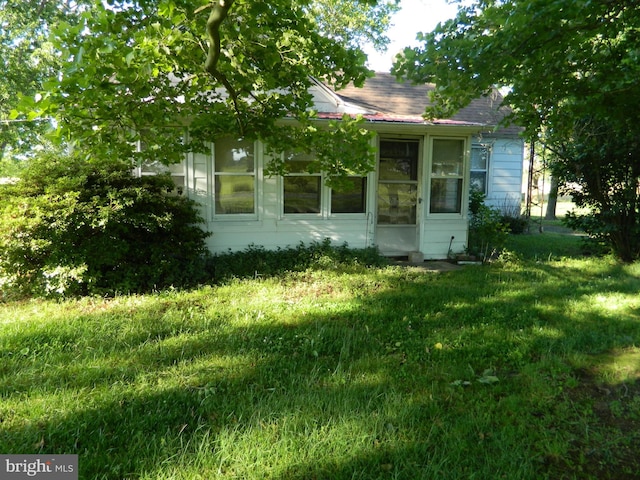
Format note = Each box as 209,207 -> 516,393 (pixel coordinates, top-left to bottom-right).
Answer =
2,234 -> 640,479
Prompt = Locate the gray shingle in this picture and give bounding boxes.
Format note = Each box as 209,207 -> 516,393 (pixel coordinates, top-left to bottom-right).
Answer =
332,73 -> 521,136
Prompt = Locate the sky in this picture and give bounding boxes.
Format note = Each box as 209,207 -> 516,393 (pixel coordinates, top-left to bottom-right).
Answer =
364,0 -> 461,72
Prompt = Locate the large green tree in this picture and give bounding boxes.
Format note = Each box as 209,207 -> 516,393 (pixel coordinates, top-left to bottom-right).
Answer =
394,0 -> 640,261
17,0 -> 398,184
0,0 -> 86,165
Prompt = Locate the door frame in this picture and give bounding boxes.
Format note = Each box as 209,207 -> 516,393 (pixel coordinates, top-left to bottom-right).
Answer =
374,136 -> 424,255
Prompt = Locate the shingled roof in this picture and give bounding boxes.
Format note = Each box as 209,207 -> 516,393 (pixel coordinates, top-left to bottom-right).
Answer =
328,72 -> 521,137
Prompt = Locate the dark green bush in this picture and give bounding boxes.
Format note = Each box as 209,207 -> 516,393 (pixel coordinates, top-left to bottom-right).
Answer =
0,153 -> 210,297
564,211 -> 615,257
468,188 -> 510,261
497,196 -> 528,234
500,213 -> 529,234
206,239 -> 387,282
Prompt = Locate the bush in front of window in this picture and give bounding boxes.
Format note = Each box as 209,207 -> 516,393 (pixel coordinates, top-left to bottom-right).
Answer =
0,153 -> 210,298
468,188 -> 510,262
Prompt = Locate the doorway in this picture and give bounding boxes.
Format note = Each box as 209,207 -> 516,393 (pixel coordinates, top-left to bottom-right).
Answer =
376,139 -> 421,254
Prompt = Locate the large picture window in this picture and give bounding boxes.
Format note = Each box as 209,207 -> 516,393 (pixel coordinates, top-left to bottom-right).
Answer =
214,138 -> 255,215
430,139 -> 465,214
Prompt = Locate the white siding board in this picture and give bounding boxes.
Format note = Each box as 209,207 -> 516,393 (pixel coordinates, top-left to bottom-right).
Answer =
204,219 -> 370,254
421,219 -> 468,259
485,138 -> 524,208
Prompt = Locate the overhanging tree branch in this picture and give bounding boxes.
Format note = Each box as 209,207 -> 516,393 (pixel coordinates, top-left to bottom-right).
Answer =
201,0 -> 244,134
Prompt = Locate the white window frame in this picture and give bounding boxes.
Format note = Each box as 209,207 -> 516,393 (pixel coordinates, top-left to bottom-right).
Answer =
428,137 -> 467,216
329,176 -> 369,216
280,152 -> 368,218
135,137 -> 186,195
470,143 -> 492,195
212,138 -> 258,219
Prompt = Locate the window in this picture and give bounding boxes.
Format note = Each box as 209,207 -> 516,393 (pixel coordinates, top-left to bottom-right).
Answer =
214,138 -> 255,215
470,144 -> 490,194
283,153 -> 367,215
331,177 -> 367,214
137,139 -> 186,195
430,139 -> 464,214
283,153 -> 321,214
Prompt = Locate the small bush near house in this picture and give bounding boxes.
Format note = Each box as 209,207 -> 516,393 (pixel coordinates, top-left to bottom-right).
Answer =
468,188 -> 510,261
498,196 -> 528,234
207,238 -> 387,282
500,213 -> 529,234
0,153 -> 210,298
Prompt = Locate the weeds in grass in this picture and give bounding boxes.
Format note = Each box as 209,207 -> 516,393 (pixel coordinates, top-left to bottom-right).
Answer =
206,239 -> 388,283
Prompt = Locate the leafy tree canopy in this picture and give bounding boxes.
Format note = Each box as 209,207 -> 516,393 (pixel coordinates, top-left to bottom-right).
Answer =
14,0 -> 399,185
394,0 -> 640,138
0,0 -> 86,162
394,0 -> 640,261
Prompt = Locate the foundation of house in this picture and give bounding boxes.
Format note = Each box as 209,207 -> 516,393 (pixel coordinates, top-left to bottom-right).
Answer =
408,251 -> 424,263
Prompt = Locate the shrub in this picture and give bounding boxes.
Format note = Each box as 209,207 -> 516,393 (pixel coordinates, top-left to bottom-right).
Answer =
468,188 -> 510,261
564,211 -> 615,257
500,213 -> 529,234
498,196 -> 528,234
0,153 -> 210,297
206,239 -> 387,282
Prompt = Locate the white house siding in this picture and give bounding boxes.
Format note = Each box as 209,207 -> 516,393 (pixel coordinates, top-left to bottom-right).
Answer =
181,130 -> 522,259
483,137 -> 524,211
420,219 -> 469,259
201,216 -> 373,254
186,144 -> 374,255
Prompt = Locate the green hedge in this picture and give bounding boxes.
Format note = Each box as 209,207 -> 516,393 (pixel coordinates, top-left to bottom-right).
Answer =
0,154 -> 210,297
206,239 -> 387,282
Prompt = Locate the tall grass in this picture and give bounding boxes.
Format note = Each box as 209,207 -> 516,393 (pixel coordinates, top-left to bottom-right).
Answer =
1,235 -> 639,479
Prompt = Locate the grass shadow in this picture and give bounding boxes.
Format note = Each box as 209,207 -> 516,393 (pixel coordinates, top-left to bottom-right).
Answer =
1,256 -> 639,479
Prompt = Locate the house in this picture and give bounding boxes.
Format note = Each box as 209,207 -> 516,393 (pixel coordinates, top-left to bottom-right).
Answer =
150,73 -> 524,259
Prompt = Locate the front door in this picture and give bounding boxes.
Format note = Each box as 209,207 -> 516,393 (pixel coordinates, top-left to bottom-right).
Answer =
376,139 -> 421,255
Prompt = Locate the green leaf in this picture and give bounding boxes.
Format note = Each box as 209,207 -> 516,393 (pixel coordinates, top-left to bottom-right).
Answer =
75,46 -> 84,65
478,375 -> 499,385
125,50 -> 135,66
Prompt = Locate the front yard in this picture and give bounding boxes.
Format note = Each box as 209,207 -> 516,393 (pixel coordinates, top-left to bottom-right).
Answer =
1,233 -> 639,479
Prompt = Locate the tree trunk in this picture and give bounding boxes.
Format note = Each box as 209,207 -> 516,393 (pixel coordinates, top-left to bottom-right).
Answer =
545,175 -> 559,220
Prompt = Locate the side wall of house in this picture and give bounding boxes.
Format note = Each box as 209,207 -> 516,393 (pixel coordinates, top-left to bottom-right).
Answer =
420,220 -> 469,259
485,137 -> 524,211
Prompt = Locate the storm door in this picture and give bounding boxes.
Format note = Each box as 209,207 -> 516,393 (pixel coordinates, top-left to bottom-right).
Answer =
376,139 -> 421,254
